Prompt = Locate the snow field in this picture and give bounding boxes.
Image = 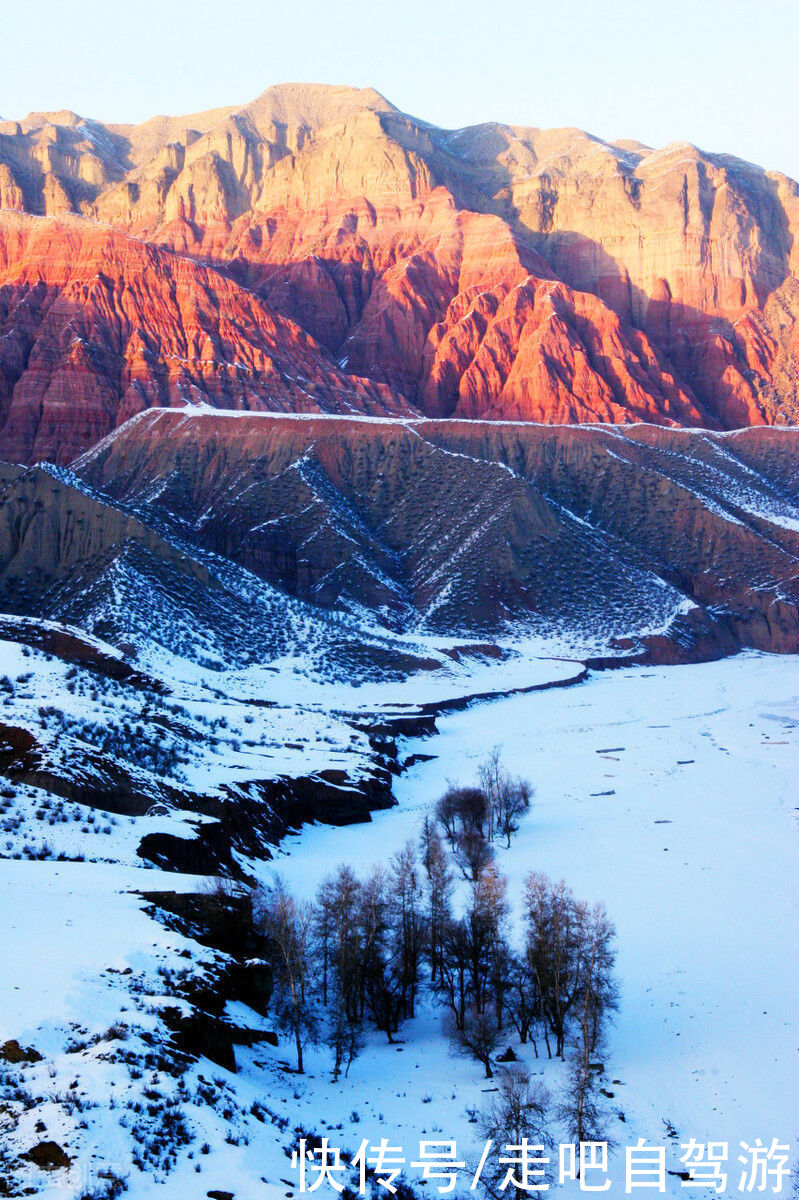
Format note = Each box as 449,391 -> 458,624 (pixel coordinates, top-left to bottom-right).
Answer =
262,653 -> 798,1195
0,651 -> 795,1197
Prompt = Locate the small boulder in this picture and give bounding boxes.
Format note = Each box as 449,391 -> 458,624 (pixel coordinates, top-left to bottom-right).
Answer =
23,1141 -> 71,1170
1,1039 -> 42,1064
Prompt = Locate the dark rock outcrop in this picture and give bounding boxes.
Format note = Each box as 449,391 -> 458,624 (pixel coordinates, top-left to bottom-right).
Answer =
21,1142 -> 70,1171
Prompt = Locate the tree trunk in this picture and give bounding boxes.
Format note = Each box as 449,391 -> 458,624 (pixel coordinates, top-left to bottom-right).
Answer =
295,1020 -> 304,1074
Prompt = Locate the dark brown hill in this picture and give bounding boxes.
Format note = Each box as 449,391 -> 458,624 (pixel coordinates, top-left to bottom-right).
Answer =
65,412 -> 799,656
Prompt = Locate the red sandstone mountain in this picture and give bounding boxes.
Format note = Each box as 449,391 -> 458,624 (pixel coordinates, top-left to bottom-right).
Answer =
0,212 -> 408,463
1,83 -> 798,463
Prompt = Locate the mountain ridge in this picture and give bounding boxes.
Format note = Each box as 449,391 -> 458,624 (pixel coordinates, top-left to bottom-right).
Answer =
1,82 -> 797,460
2,407 -> 791,661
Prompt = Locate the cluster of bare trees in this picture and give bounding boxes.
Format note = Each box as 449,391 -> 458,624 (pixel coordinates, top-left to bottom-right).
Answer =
254,750 -> 617,1143
256,854 -> 615,1089
434,859 -> 616,1063
435,747 -> 533,879
432,849 -> 618,1146
256,844 -> 424,1078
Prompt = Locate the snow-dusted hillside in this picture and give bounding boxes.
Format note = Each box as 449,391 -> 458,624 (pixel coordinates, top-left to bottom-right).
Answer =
1,651 -> 795,1198
4,419 -> 798,664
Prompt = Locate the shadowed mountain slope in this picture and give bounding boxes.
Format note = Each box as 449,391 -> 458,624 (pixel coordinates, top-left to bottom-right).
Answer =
48,410 -> 799,658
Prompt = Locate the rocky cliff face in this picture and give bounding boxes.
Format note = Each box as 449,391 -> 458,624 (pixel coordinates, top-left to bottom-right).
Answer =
0,212 -> 408,463
1,83 -> 797,457
215,189 -> 711,425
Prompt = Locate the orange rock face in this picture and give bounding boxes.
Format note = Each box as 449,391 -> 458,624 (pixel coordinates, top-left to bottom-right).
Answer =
420,274 -> 707,424
0,212 -> 409,463
1,83 -> 797,462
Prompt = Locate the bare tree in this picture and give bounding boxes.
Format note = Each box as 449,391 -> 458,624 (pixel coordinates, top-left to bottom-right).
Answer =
560,1035 -> 608,1151
326,975 -> 363,1082
359,866 -> 404,1042
388,841 -> 424,1019
435,866 -> 507,1030
420,813 -> 437,874
479,746 -> 534,847
522,873 -> 584,1059
496,776 -> 533,848
437,915 -> 471,1030
436,785 -> 489,847
523,874 -> 618,1061
446,1003 -> 501,1078
559,902 -> 617,1144
478,745 -> 504,844
503,953 -> 541,1055
316,865 -> 363,1077
255,878 -> 315,1073
435,786 -> 461,846
453,826 -> 493,882
420,817 -> 453,984
314,875 -> 335,1008
473,865 -> 511,1026
477,1065 -> 552,1200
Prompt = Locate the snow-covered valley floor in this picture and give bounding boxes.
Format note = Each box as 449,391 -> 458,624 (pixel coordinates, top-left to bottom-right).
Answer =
0,652 -> 797,1197
269,652 -> 799,1186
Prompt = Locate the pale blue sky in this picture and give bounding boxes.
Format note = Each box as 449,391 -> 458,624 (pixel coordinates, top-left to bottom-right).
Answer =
4,0 -> 798,180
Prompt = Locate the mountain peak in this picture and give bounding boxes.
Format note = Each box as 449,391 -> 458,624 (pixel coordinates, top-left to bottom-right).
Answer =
237,81 -> 398,131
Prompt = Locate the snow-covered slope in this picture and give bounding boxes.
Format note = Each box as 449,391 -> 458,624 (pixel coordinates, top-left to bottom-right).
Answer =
1,652 -> 795,1198
0,411 -> 796,1198
4,418 -> 797,663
